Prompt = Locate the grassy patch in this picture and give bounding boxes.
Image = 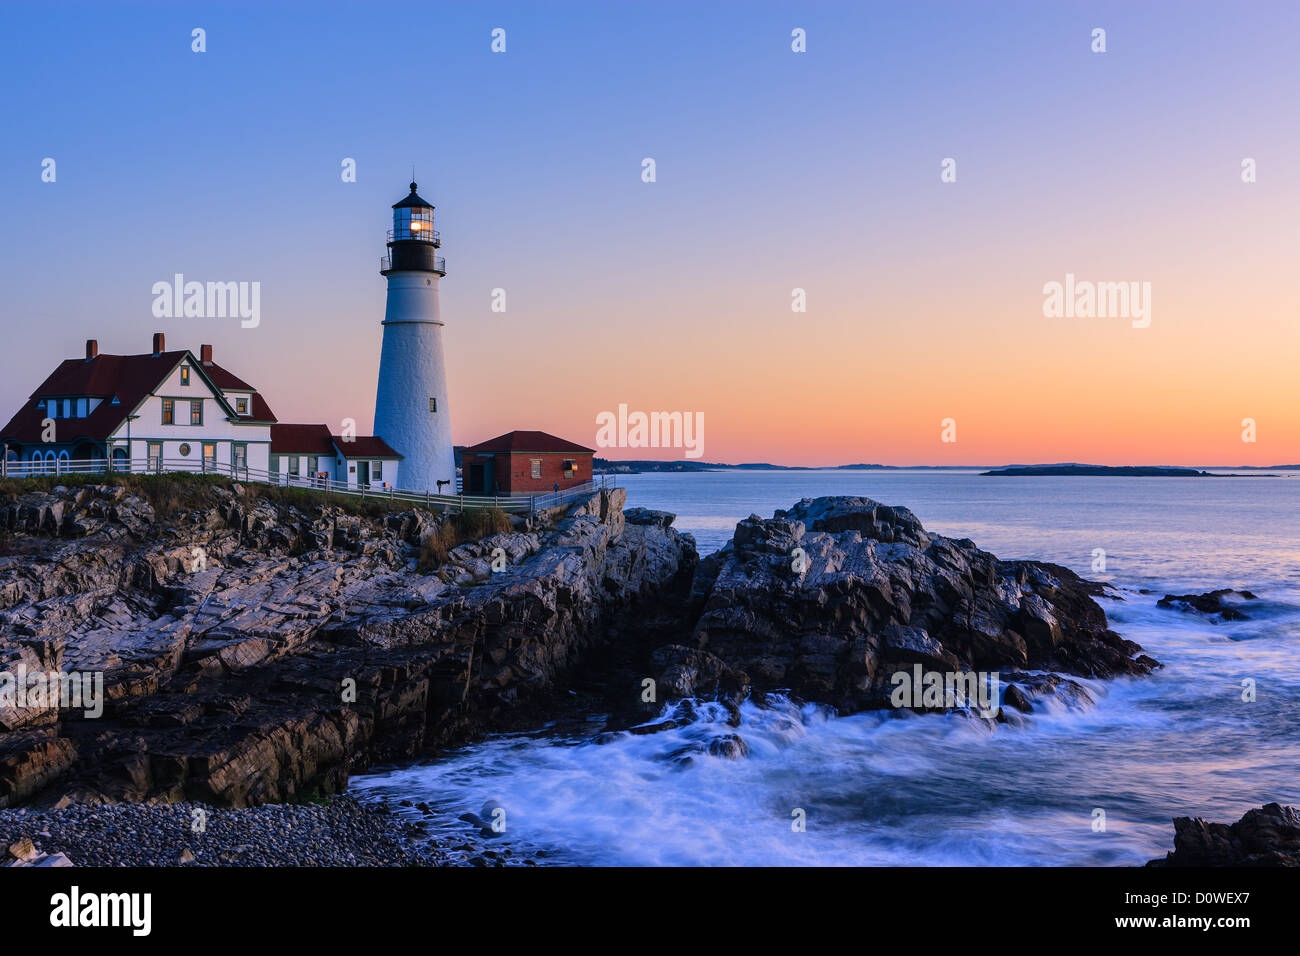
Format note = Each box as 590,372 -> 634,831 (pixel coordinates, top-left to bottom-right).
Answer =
418,507 -> 512,572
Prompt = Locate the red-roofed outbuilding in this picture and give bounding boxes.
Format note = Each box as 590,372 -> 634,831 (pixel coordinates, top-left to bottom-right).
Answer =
462,430 -> 594,495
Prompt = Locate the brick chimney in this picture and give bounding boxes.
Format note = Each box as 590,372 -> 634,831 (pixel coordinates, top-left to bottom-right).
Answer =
200,343 -> 213,365
85,339 -> 98,361
152,332 -> 165,355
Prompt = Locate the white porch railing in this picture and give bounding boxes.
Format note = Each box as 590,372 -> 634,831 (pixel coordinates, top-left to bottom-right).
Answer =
0,456 -> 614,515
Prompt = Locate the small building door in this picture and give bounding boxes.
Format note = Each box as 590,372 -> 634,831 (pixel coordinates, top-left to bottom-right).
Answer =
356,460 -> 370,487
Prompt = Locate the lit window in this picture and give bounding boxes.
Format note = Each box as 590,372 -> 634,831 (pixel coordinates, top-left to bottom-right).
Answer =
190,400 -> 203,426
563,459 -> 576,479
161,399 -> 174,425
180,366 -> 190,385
530,459 -> 542,479
236,397 -> 249,415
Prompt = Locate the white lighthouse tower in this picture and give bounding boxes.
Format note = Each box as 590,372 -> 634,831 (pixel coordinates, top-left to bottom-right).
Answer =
373,182 -> 456,493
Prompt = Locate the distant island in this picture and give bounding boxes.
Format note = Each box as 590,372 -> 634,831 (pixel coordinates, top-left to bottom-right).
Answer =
985,465 -> 1235,477
580,457 -> 1296,476
591,459 -> 986,474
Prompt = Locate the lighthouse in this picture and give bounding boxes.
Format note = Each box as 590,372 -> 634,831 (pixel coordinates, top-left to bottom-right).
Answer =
373,182 -> 455,493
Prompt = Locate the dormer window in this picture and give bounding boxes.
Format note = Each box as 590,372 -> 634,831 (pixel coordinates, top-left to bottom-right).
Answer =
236,397 -> 249,415
180,366 -> 191,385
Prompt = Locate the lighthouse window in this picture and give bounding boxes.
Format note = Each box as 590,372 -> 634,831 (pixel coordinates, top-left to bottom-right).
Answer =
429,397 -> 437,413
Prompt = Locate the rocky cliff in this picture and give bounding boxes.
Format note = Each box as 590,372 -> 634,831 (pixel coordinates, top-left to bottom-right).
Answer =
644,496 -> 1157,718
0,481 -> 695,808
2,487 -> 1161,812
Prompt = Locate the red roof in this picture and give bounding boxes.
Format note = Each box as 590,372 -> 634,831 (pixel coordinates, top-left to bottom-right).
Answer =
331,435 -> 402,459
464,430 -> 595,454
244,392 -> 277,422
200,363 -> 255,391
271,423 -> 335,455
1,348 -> 276,445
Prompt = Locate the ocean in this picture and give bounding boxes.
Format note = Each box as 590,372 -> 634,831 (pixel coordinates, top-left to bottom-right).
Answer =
352,469 -> 1300,865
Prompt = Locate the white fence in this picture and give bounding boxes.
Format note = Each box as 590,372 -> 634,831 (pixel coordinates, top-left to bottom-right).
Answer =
0,456 -> 614,514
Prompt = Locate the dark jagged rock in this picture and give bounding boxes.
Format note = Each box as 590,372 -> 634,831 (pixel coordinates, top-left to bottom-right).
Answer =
624,508 -> 676,528
1147,803 -> 1300,866
660,496 -> 1156,715
0,483 -> 695,808
1156,588 -> 1258,621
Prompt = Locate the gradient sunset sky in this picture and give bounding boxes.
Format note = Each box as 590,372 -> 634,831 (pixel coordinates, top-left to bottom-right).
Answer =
2,1 -> 1297,466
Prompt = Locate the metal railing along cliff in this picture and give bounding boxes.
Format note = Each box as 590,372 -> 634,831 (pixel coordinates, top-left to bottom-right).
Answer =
0,456 -> 614,515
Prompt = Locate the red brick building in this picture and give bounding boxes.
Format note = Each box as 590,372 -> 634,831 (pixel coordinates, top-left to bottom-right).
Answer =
462,430 -> 594,496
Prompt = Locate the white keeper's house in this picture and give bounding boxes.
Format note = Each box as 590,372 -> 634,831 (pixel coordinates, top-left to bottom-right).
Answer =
0,333 -> 402,490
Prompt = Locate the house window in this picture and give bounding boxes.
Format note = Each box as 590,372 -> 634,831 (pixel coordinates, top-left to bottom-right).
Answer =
180,366 -> 190,385
233,444 -> 247,472
269,455 -> 280,476
563,459 -> 576,479
373,461 -> 383,482
190,400 -> 203,426
161,399 -> 175,425
236,397 -> 249,415
147,442 -> 163,471
530,459 -> 542,479
429,397 -> 437,413
203,443 -> 216,470
288,457 -> 300,476
179,443 -> 192,457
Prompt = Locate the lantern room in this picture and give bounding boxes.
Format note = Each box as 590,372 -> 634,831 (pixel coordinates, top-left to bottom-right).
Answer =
391,182 -> 439,245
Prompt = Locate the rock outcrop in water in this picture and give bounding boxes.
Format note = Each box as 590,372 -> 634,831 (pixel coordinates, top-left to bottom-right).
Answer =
0,481 -> 695,808
650,496 -> 1157,716
1147,803 -> 1300,866
1156,588 -> 1258,621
